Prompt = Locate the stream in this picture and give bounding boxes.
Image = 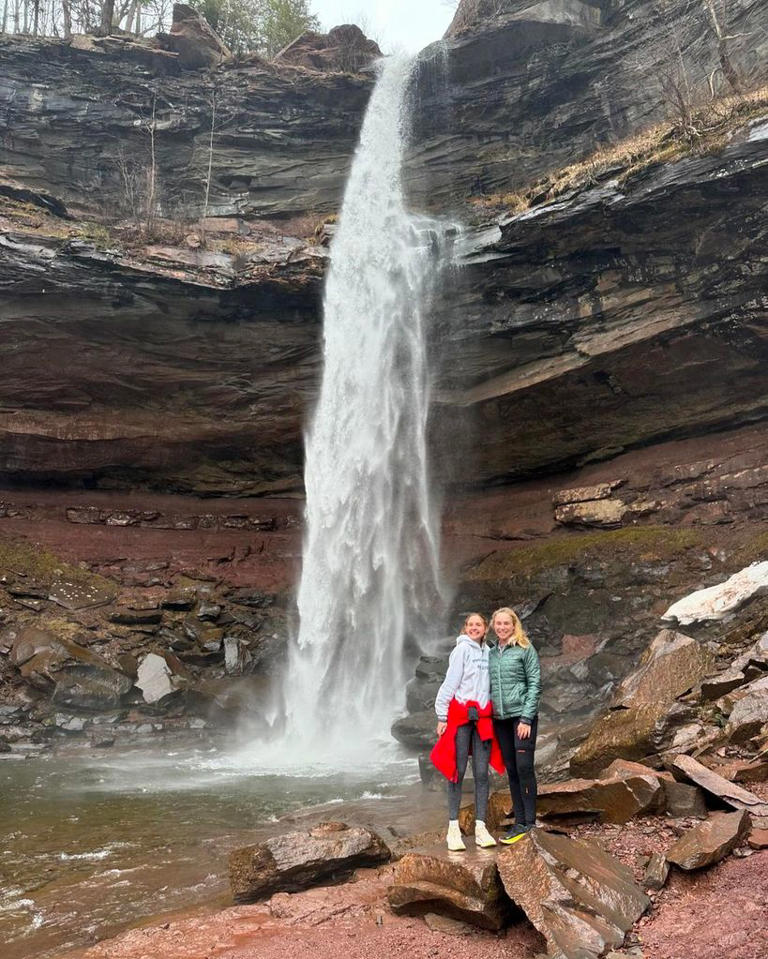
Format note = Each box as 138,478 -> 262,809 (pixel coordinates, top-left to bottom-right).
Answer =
0,741 -> 439,959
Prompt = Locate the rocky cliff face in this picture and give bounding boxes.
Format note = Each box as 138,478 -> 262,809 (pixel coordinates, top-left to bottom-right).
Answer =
0,34 -> 372,222
431,117 -> 768,484
2,6 -> 768,742
3,2 -> 768,494
408,0 -> 768,208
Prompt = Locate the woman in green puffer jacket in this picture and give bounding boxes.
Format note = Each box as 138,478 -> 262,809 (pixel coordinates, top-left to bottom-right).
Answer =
488,606 -> 541,844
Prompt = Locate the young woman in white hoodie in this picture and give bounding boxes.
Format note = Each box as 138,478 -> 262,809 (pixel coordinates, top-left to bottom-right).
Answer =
431,612 -> 502,851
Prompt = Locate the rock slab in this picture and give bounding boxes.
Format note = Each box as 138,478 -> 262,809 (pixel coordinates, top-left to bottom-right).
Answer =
666,810 -> 750,870
669,754 -> 768,817
571,630 -> 715,776
229,823 -> 390,904
497,828 -> 649,959
388,844 -> 510,931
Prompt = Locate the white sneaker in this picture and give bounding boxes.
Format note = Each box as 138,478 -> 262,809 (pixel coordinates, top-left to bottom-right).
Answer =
475,820 -> 497,848
446,821 -> 466,851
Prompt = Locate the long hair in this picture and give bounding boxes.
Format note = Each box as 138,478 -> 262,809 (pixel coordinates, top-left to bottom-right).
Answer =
490,607 -> 530,648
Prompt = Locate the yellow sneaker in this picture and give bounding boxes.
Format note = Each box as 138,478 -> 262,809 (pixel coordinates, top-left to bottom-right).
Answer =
500,825 -> 529,845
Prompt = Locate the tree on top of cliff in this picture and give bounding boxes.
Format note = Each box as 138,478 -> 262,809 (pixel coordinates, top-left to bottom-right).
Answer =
188,0 -> 318,56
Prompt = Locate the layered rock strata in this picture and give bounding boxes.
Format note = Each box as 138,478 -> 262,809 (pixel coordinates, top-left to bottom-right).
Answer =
409,0 -> 768,207
3,15 -> 768,492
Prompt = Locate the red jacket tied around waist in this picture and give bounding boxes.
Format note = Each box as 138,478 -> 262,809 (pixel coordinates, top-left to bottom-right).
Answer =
430,698 -> 505,782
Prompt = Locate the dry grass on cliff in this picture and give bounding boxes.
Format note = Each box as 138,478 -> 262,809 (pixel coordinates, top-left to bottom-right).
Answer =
474,81 -> 768,218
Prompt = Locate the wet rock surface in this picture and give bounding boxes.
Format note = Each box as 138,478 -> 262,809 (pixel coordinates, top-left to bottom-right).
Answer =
666,810 -> 751,871
388,844 -> 511,930
668,755 -> 768,817
496,828 -> 649,959
229,823 -> 391,904
570,630 -> 716,776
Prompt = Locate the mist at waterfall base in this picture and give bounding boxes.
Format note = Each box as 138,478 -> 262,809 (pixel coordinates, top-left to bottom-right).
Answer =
238,53 -> 455,767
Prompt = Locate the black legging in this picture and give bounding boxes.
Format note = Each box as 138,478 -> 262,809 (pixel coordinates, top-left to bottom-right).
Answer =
494,716 -> 538,827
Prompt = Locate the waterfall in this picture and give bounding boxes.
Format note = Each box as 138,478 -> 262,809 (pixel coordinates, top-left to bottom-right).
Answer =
282,54 -> 449,752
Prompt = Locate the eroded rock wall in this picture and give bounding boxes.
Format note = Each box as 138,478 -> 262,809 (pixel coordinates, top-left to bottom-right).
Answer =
0,35 -> 373,221
408,0 -> 768,209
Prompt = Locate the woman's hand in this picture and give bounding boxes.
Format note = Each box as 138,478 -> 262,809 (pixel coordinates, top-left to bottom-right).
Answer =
437,721 -> 448,737
517,721 -> 531,740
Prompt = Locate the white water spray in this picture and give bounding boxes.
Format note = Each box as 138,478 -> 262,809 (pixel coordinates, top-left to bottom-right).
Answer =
282,54 -> 451,753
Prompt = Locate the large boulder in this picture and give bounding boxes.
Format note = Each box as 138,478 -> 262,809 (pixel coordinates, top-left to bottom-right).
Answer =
135,652 -> 188,704
387,844 -> 510,930
611,629 -> 715,709
9,627 -> 59,666
229,822 -> 390,904
537,761 -> 664,824
571,630 -> 715,775
461,760 -> 665,830
274,25 -> 381,73
391,709 -> 436,750
724,675 -> 768,744
663,562 -> 768,626
666,810 -> 750,870
52,665 -> 133,710
16,633 -> 133,709
497,829 -> 649,959
570,701 -> 695,777
166,3 -> 231,70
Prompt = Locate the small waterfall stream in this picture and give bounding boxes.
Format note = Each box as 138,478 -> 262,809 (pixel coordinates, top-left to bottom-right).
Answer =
282,54 -> 452,751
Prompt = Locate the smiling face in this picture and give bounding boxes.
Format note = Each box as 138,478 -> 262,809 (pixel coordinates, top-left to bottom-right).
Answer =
492,611 -> 515,645
463,614 -> 487,643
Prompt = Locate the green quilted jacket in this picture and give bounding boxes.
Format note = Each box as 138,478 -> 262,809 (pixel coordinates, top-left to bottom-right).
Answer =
488,641 -> 541,722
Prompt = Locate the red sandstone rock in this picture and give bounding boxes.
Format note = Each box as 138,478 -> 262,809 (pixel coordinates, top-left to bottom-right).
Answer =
666,810 -> 750,870
669,754 -> 768,816
229,823 -> 390,904
387,844 -> 509,930
274,25 -> 381,73
496,829 -> 649,957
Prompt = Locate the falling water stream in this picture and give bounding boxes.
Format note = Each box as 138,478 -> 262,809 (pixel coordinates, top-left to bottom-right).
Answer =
283,53 -> 451,750
1,53 -> 456,958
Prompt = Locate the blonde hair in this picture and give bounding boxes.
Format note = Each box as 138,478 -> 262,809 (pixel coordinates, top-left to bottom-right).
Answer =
490,607 -> 530,648
462,611 -> 488,635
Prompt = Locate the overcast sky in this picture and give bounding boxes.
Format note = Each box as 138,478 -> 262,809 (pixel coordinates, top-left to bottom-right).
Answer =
311,0 -> 457,53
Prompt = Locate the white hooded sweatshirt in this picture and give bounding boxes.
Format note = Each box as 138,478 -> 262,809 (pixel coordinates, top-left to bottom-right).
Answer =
434,634 -> 491,722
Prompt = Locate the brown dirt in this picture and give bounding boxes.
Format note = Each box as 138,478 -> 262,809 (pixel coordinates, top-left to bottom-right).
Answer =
637,851 -> 768,959
65,865 -> 546,959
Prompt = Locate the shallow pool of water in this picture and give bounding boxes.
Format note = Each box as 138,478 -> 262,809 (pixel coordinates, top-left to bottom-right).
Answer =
0,740 -> 434,959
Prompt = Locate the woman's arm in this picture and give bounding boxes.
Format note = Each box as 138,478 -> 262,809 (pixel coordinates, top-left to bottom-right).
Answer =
520,644 -> 542,722
434,643 -> 466,722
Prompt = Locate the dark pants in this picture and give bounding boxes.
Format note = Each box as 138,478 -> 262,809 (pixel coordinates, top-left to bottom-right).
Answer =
494,716 -> 538,827
447,722 -> 491,821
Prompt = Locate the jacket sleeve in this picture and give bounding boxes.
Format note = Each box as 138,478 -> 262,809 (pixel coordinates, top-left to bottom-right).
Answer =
434,643 -> 466,721
520,644 -> 541,722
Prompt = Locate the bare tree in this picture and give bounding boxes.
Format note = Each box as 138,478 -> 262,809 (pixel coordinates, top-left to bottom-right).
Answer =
200,86 -> 217,245
702,0 -> 743,94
